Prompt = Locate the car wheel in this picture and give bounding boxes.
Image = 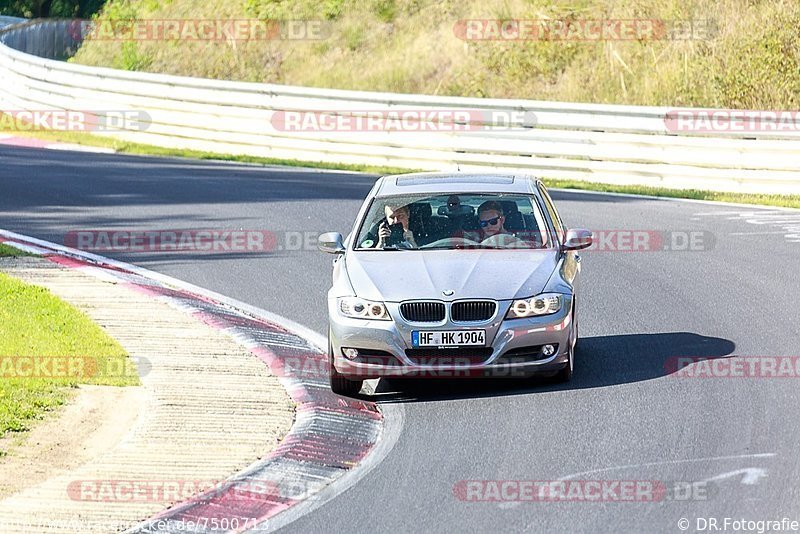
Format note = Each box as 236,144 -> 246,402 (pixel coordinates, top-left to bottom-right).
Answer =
554,305 -> 576,383
328,331 -> 363,397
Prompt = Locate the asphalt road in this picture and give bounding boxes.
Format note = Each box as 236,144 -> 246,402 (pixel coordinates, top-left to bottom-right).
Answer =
2,145 -> 799,533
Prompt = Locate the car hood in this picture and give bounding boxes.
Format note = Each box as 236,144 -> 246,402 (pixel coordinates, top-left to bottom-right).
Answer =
345,249 -> 558,302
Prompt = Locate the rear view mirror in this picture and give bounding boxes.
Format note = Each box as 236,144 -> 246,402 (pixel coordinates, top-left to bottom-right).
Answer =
563,228 -> 592,251
318,232 -> 345,254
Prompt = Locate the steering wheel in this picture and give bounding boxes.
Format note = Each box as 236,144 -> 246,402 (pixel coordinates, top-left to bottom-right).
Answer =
480,233 -> 527,248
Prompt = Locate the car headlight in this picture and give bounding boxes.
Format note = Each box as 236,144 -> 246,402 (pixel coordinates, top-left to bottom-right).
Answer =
506,293 -> 563,319
338,297 -> 391,320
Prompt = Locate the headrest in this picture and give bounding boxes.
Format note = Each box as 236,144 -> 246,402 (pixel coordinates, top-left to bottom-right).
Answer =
409,202 -> 432,219
498,200 -> 520,215
437,204 -> 474,218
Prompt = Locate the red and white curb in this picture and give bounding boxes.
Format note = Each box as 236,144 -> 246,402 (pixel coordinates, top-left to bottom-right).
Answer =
0,229 -> 401,533
0,134 -> 115,153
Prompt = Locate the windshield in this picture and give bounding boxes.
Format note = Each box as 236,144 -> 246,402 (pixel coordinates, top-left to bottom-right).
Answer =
354,193 -> 549,250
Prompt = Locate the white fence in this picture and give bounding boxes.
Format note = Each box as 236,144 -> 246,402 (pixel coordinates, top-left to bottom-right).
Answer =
1,21 -> 799,194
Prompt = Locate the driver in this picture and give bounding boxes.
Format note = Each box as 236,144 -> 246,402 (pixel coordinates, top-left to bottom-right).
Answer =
376,204 -> 418,248
477,201 -> 508,239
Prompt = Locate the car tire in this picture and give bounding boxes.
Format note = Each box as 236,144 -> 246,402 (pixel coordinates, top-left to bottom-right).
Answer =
328,331 -> 363,397
554,305 -> 576,383
572,298 -> 579,350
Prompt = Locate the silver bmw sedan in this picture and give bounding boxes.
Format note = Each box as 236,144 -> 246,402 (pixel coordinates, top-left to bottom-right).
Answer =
319,172 -> 592,396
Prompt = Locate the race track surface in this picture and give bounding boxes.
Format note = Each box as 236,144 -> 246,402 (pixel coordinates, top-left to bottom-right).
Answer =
2,145 -> 799,532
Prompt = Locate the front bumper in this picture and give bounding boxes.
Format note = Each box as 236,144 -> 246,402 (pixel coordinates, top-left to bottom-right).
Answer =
328,297 -> 573,379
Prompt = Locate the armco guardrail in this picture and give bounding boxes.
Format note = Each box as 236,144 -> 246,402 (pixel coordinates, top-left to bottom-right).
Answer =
0,16 -> 26,29
0,18 -> 82,59
1,19 -> 799,194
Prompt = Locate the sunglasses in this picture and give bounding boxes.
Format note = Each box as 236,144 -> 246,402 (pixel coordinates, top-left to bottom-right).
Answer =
479,216 -> 501,228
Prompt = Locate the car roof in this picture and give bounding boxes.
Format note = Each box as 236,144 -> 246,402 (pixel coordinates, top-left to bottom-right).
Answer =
374,172 -> 539,197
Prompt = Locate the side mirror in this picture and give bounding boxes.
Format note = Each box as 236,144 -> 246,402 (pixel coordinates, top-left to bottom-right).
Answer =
563,228 -> 592,251
318,232 -> 345,254
437,205 -> 449,216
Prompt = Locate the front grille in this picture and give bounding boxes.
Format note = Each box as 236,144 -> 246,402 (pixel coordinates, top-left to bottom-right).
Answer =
405,347 -> 493,364
400,301 -> 446,322
451,301 -> 496,322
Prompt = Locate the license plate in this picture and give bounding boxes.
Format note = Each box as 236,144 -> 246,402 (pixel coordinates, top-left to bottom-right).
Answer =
412,330 -> 485,347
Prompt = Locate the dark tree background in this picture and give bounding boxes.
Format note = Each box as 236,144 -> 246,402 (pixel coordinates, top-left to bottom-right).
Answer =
0,0 -> 106,18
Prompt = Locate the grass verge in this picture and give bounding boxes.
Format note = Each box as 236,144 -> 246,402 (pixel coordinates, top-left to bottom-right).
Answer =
544,179 -> 800,209
71,0 -> 800,111
0,244 -> 34,257
0,263 -> 139,441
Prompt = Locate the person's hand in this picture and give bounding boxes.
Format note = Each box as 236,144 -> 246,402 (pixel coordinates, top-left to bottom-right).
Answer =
402,229 -> 417,248
377,221 -> 390,247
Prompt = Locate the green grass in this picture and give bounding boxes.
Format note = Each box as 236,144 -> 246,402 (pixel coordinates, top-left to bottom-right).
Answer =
71,0 -> 800,110
0,244 -> 34,257
543,179 -> 800,209
0,271 -> 139,440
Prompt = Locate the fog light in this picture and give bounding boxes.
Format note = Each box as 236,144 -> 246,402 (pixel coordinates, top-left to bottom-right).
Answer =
342,348 -> 359,361
542,344 -> 556,357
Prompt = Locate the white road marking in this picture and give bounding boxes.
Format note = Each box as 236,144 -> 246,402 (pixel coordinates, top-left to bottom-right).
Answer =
698,468 -> 768,486
730,231 -> 791,236
48,143 -> 116,154
694,210 -> 793,216
552,190 -> 800,213
696,209 -> 800,243
745,216 -> 800,224
556,453 -> 776,482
